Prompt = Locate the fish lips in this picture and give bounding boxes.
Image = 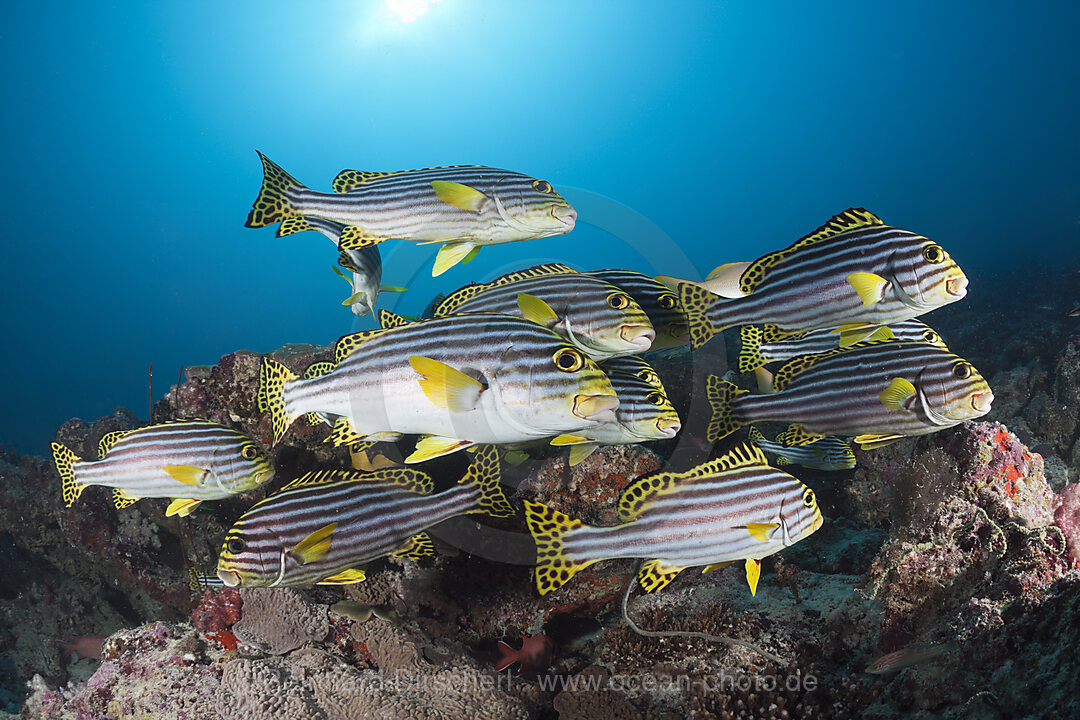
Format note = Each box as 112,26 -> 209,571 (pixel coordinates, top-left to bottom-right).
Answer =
945,274 -> 968,298
655,417 -> 682,437
552,204 -> 577,230
217,569 -> 241,587
619,324 -> 656,350
971,390 -> 994,413
572,393 -> 619,423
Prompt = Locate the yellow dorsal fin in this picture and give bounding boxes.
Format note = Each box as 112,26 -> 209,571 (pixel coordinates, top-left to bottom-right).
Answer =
772,341 -> 873,392
98,429 -> 133,458
568,443 -> 600,466
281,468 -> 432,494
880,377 -> 918,410
405,435 -> 475,464
436,263 -> 578,315
393,532 -> 435,559
377,309 -> 411,329
517,293 -> 560,327
430,180 -> 489,212
165,498 -> 202,517
739,208 -> 885,294
745,558 -> 762,596
746,523 -> 779,541
434,282 -> 487,315
747,426 -> 768,444
617,444 -> 769,521
550,433 -> 593,446
432,242 -> 478,276
162,465 -> 208,486
334,329 -> 387,363
292,523 -> 338,564
638,559 -> 685,594
318,568 -> 367,585
847,272 -> 890,307
409,356 -> 485,412
332,168 -> 402,192
303,361 -> 335,379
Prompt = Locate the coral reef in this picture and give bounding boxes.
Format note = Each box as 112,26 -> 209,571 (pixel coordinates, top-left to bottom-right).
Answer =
232,588 -> 329,655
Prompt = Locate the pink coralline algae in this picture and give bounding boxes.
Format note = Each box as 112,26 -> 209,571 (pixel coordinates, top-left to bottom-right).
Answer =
956,421 -> 1054,527
191,588 -> 242,633
1053,483 -> 1080,568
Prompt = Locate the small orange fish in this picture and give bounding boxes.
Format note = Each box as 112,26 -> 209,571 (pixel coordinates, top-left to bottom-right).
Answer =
865,643 -> 950,674
58,635 -> 105,661
495,634 -> 556,675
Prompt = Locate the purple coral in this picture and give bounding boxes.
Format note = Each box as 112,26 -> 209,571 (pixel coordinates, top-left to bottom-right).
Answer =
1053,483 -> 1080,568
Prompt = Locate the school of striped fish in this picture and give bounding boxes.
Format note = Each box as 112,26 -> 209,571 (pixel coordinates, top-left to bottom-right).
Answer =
49,151 -> 994,667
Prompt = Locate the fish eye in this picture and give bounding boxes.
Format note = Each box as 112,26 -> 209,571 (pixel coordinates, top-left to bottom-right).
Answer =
553,347 -> 585,373
241,445 -> 258,460
606,293 -> 631,310
922,244 -> 945,264
657,294 -> 677,310
646,391 -> 664,406
924,331 -> 939,344
532,179 -> 553,194
226,537 -> 246,555
952,361 -> 973,379
802,488 -> 816,508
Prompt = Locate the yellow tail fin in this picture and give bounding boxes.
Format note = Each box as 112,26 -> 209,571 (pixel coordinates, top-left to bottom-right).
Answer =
677,282 -> 721,349
705,375 -> 750,442
244,151 -> 305,228
460,446 -> 514,518
52,442 -> 85,507
258,357 -> 300,445
523,501 -> 596,595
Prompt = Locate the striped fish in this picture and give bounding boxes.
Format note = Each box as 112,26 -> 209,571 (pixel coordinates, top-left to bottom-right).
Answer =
600,355 -> 669,396
551,364 -> 681,465
428,264 -> 655,359
277,215 -> 407,317
244,152 -> 577,276
706,339 -> 993,450
747,426 -> 855,471
865,643 -> 952,674
738,319 -> 948,373
525,444 -> 822,596
259,313 -> 619,463
51,420 -> 274,517
216,446 -> 513,587
586,269 -> 689,350
663,208 -> 968,349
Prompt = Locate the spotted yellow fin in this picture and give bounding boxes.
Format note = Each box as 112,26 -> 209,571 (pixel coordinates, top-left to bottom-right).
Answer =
333,329 -> 388,363
332,168 -> 401,192
292,522 -> 337,565
244,151 -> 304,228
678,282 -> 723,349
393,532 -> 435,559
432,241 -> 478,276
746,558 -> 762,596
163,465 -> 208,487
638,559 -> 685,593
98,429 -> 133,459
409,356 -> 485,412
282,468 -> 432,494
405,435 -> 475,464
568,443 -> 600,466
435,263 -> 576,315
517,293 -> 560,327
779,424 -> 825,447
705,375 -> 750,443
166,497 -> 202,517
52,442 -> 86,507
458,445 -> 514,517
258,357 -> 301,445
855,433 -> 905,450
523,501 -> 596,595
303,361 -> 335,379
746,523 -> 779,541
847,272 -> 890,307
430,180 -> 488,212
326,416 -> 366,447
738,208 -> 884,294
377,310 -> 411,329
880,377 -> 918,411
113,488 -> 139,510
318,568 -> 367,585
277,216 -> 317,237
338,226 -> 390,251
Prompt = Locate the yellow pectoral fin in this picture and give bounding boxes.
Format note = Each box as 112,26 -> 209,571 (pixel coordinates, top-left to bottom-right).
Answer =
292,522 -> 338,565
702,561 -> 734,574
746,522 -> 780,542
432,242 -> 478,276
379,284 -> 409,293
879,377 -> 918,410
517,293 -> 560,327
461,246 -> 482,264
430,180 -> 489,212
503,450 -> 530,466
855,433 -> 905,450
865,326 -> 896,342
550,433 -> 594,446
162,465 -> 209,486
405,435 -> 475,464
568,443 -> 599,466
166,498 -> 203,517
847,272 -> 890,307
408,356 -> 485,412
754,367 -> 775,394
318,568 -> 367,585
745,558 -> 762,596
837,324 -> 880,347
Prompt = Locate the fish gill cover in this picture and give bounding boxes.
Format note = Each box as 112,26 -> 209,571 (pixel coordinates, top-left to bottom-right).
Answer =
2,2 -> 1080,719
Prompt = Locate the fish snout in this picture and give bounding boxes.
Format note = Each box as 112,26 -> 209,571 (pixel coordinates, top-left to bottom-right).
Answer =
971,390 -> 994,413
217,569 -> 241,587
573,393 -> 619,423
656,417 -> 682,437
552,204 -> 577,230
945,274 -> 968,298
619,324 -> 655,350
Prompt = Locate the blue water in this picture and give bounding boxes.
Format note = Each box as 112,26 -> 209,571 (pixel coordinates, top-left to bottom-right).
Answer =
2,1 -> 1078,455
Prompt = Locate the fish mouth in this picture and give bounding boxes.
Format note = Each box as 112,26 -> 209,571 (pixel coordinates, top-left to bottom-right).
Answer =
945,274 -> 968,298
552,204 -> 577,230
655,417 -> 682,437
619,324 -> 655,349
971,390 -> 994,413
572,393 -> 619,423
217,569 -> 240,588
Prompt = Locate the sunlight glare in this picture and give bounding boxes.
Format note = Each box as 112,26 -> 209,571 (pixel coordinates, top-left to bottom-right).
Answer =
385,0 -> 442,25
